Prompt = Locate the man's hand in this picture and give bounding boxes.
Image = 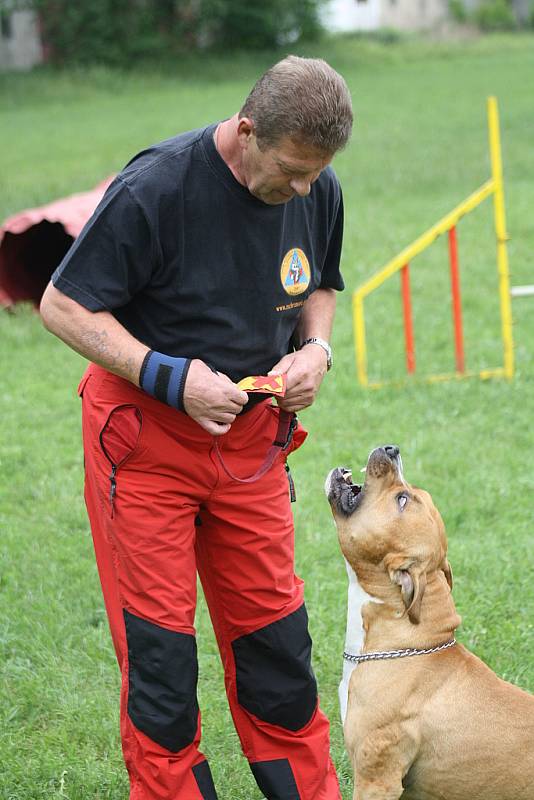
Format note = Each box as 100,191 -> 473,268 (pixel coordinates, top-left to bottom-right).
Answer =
268,345 -> 328,412
183,359 -> 248,435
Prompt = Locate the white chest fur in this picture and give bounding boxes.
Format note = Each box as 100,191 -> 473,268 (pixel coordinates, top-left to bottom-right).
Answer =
339,558 -> 383,724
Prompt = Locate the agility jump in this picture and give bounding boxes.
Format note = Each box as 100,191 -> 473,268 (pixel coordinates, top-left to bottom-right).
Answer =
353,97 -> 514,389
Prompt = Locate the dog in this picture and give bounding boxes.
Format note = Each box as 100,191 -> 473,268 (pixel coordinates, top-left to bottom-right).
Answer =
325,445 -> 534,800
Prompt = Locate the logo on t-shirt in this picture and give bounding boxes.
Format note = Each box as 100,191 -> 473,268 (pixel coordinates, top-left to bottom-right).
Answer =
280,248 -> 311,296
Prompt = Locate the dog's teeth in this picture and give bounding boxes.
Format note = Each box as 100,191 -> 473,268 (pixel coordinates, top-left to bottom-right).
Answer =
343,471 -> 353,484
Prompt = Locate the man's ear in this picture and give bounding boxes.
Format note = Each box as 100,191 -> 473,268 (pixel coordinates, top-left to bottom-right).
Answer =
237,116 -> 255,147
440,557 -> 453,590
385,554 -> 427,624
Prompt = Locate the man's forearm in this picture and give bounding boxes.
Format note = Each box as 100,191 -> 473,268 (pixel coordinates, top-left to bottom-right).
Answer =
296,287 -> 337,344
40,283 -> 149,385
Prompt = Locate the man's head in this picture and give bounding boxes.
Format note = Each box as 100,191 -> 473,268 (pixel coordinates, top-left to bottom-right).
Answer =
240,55 -> 353,153
236,55 -> 353,205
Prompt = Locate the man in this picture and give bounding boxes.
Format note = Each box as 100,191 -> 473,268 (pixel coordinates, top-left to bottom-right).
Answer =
40,55 -> 352,800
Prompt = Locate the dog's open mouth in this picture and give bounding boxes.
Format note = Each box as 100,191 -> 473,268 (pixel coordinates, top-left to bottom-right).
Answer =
326,446 -> 403,517
326,466 -> 364,516
340,468 -> 362,495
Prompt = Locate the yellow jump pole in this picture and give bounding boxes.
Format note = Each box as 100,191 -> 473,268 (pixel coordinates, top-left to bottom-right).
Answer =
488,96 -> 514,379
353,289 -> 368,386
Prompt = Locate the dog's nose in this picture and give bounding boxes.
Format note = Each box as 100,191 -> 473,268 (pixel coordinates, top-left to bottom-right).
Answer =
384,445 -> 400,459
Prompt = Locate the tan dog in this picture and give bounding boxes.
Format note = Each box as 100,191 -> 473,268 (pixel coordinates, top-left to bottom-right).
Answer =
325,445 -> 534,800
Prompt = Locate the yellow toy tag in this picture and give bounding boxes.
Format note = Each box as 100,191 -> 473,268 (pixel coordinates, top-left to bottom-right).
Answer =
237,374 -> 287,396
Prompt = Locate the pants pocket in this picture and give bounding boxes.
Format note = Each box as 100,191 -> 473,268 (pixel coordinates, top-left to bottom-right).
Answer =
99,404 -> 143,517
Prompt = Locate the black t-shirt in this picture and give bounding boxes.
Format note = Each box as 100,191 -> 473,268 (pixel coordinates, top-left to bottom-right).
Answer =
53,123 -> 345,385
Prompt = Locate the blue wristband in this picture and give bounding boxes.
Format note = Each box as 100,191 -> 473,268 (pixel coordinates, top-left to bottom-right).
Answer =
139,351 -> 192,412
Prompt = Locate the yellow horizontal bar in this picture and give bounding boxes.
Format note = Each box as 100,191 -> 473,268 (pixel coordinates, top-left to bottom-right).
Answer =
354,179 -> 495,300
366,367 -> 506,390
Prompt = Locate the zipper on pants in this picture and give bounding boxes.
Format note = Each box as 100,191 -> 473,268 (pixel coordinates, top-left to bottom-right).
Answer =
98,404 -> 143,518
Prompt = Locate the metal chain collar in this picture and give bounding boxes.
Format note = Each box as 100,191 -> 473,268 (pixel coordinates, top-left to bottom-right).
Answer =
343,638 -> 457,664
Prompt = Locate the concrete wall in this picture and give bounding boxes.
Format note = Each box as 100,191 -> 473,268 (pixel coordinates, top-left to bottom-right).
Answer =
322,0 -> 450,31
380,0 -> 449,30
321,0 -> 381,32
510,0 -> 531,24
0,10 -> 43,70
462,0 -> 531,23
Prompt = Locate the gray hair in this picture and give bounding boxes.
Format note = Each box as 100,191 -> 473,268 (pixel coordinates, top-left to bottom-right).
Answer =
239,55 -> 353,153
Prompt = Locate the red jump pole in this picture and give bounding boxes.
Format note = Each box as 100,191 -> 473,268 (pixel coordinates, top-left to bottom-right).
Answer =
400,263 -> 416,374
448,226 -> 465,373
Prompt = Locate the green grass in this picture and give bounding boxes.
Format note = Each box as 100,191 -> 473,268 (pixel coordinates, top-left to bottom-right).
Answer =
1,32 -> 534,799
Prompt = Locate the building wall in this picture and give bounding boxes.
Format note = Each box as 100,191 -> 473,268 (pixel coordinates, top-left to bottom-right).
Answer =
322,0 -> 450,31
379,0 -> 449,30
512,0 -> 532,23
321,0 -> 381,32
463,0 -> 531,23
0,10 -> 43,70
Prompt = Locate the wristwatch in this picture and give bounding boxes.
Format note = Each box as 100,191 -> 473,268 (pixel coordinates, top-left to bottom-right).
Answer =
300,337 -> 333,371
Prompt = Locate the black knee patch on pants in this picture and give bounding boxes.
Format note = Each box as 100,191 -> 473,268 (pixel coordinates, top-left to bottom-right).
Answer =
192,760 -> 218,800
232,605 -> 317,731
250,759 -> 301,799
124,609 -> 199,752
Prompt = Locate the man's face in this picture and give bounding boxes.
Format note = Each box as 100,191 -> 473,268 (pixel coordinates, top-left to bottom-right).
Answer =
239,124 -> 333,205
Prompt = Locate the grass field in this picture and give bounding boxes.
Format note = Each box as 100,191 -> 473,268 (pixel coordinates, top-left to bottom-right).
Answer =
1,32 -> 534,799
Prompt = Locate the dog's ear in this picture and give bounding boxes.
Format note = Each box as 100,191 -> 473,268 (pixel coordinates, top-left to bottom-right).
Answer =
440,557 -> 453,590
385,555 -> 427,624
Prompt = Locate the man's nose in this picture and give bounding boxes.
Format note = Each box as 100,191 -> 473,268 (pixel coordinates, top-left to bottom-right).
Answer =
289,177 -> 311,197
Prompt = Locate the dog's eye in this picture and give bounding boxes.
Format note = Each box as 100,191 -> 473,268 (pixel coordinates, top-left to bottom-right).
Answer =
397,493 -> 409,511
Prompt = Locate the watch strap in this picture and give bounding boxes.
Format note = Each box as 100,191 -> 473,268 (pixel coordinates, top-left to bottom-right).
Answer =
300,337 -> 332,370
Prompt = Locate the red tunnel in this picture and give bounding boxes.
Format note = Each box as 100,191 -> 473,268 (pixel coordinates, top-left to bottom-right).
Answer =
0,177 -> 114,310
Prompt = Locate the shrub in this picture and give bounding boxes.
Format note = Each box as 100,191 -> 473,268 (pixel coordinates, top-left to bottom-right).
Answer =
449,0 -> 468,23
203,0 -> 323,50
474,0 -> 517,30
33,0 -> 173,65
31,0 -> 324,66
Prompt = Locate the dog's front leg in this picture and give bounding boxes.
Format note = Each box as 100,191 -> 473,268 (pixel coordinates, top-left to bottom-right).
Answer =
353,775 -> 403,800
350,725 -> 417,800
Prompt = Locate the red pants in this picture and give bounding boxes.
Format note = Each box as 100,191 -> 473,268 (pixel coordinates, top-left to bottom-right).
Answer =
79,364 -> 340,800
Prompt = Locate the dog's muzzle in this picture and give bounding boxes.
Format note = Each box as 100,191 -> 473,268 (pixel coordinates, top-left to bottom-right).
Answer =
366,445 -> 403,480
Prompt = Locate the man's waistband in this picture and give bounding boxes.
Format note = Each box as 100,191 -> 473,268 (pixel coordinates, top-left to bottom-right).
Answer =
82,363 -> 275,437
